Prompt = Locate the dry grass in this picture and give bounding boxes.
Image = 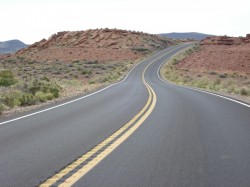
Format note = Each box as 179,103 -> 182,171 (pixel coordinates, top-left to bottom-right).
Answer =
161,45 -> 250,103
0,56 -> 145,117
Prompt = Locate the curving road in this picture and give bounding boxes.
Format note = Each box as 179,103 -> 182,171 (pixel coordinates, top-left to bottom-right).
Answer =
0,44 -> 250,187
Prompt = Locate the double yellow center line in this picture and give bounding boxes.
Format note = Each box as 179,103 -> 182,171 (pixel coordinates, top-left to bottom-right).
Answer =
40,46 -> 184,186
40,64 -> 156,187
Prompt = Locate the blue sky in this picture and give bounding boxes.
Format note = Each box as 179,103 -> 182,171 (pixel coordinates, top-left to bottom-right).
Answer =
1,0 -> 249,44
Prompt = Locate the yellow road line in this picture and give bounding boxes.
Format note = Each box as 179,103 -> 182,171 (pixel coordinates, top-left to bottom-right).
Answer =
58,85 -> 156,187
40,45 -> 182,187
40,85 -> 152,187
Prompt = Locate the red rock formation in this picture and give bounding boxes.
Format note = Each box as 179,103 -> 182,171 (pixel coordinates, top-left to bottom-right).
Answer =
201,35 -> 249,46
178,35 -> 250,73
13,29 -> 175,63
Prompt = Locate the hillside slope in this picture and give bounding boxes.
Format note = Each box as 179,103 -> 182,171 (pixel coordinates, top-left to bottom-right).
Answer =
16,29 -> 175,63
162,35 -> 250,104
0,29 -> 176,117
178,35 -> 250,73
0,40 -> 27,54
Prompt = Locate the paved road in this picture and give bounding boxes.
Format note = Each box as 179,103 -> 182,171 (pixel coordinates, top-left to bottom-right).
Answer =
0,44 -> 250,187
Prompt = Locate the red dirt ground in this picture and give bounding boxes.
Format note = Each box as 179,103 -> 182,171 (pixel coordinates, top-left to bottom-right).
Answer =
13,29 -> 174,63
178,35 -> 250,74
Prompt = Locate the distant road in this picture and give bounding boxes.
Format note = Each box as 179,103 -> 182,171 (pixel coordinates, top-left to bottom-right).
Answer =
0,44 -> 249,187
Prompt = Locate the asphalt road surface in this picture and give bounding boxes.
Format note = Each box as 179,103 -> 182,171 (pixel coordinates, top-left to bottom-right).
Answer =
0,44 -> 249,187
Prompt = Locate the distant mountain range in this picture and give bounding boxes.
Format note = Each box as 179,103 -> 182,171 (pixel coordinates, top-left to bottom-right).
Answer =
159,32 -> 215,40
0,40 -> 28,54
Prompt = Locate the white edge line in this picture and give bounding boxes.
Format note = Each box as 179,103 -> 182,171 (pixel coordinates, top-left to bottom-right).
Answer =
0,46 -> 178,126
156,51 -> 250,108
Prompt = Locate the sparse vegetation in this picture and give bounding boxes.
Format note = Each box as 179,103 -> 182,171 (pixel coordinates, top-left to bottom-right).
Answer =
2,91 -> 22,108
0,79 -> 61,109
0,28 -> 177,116
132,47 -> 150,52
0,56 -> 144,115
161,45 -> 250,101
0,70 -> 17,87
82,70 -> 92,75
0,103 -> 4,114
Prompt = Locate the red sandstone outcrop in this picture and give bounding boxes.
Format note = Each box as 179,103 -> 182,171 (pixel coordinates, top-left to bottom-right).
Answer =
14,29 -> 174,63
200,34 -> 250,45
178,35 -> 250,73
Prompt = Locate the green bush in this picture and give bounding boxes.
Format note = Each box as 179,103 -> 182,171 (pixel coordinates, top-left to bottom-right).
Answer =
82,70 -> 92,75
35,92 -> 48,102
240,88 -> 248,96
196,79 -> 208,89
0,103 -> 4,115
219,73 -> 227,78
28,80 -> 61,98
1,79 -> 61,109
35,91 -> 55,102
3,91 -> 22,108
214,78 -> 221,85
226,85 -> 235,93
20,93 -> 38,106
172,58 -> 180,65
45,93 -> 55,100
0,70 -> 17,87
45,82 -> 60,98
28,80 -> 42,95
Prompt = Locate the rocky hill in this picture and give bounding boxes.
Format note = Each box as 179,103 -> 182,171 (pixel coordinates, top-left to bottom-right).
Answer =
162,34 -> 250,104
200,35 -> 250,45
15,29 -> 175,63
0,40 -> 27,54
160,32 -> 214,40
178,35 -> 250,73
0,29 -> 176,116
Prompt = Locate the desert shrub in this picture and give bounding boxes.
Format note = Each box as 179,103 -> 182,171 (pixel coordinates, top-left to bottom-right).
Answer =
36,92 -> 55,101
89,80 -> 96,84
196,79 -> 208,89
226,85 -> 235,93
48,84 -> 60,98
77,67 -> 82,71
0,103 -> 4,114
219,73 -> 227,78
28,80 -> 42,95
82,70 -> 92,75
72,59 -> 80,63
172,58 -> 180,65
35,92 -> 48,102
85,60 -> 98,64
185,48 -> 194,55
45,93 -> 55,100
20,93 -> 38,106
28,80 -> 61,98
214,78 -> 221,85
3,91 -> 22,108
0,70 -> 17,87
240,87 -> 248,96
209,71 -> 217,75
42,76 -> 50,82
132,48 -> 149,52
